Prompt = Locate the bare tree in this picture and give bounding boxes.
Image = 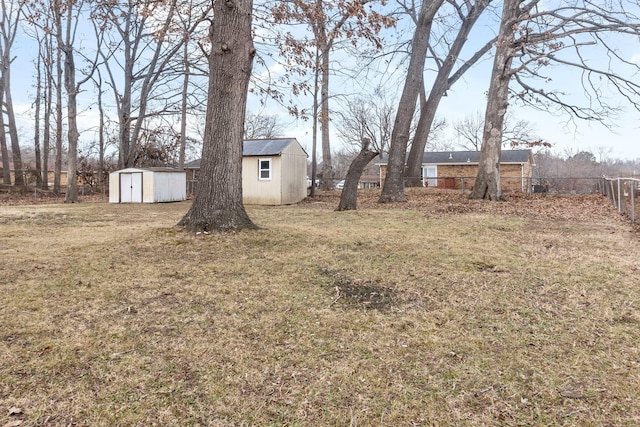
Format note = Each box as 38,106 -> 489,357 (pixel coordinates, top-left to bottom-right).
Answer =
0,78 -> 9,184
469,0 -> 520,200
454,110 -> 537,151
0,0 -> 25,186
92,69 -> 108,185
178,0 -> 257,231
33,45 -> 44,188
379,0 -> 444,203
244,112 -> 286,139
54,31 -> 63,195
271,0 -> 394,190
25,0 -> 67,193
337,138 -> 379,211
309,46 -> 321,197
51,0 -> 102,203
40,32 -> 53,190
454,112 -> 484,151
335,88 -> 395,157
178,41 -> 190,169
404,0 -> 494,187
170,2 -> 210,169
94,0 -> 210,169
472,0 -> 640,200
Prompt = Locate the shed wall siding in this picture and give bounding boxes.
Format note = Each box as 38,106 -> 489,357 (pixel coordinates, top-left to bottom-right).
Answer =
153,172 -> 186,202
108,174 -> 119,202
243,156 -> 282,205
142,170 -> 155,203
279,143 -> 308,204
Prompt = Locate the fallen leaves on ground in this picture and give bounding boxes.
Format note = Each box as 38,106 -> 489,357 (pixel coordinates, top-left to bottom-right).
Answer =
306,188 -> 628,225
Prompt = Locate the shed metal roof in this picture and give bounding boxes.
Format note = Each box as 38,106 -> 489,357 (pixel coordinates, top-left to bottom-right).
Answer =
184,138 -> 303,169
244,138 -> 298,156
112,167 -> 185,173
378,149 -> 532,165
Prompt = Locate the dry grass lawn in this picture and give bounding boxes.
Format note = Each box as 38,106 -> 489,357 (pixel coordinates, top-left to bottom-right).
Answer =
1,189 -> 639,426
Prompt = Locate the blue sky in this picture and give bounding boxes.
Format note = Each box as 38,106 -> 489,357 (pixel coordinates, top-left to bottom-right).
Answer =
248,1 -> 640,162
8,0 -> 640,164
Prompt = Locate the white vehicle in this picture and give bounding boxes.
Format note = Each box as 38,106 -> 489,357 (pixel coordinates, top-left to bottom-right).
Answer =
306,177 -> 320,188
335,180 -> 345,190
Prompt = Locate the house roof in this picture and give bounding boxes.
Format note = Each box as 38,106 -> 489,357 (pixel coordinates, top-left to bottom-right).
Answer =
377,149 -> 532,165
184,138 -> 304,169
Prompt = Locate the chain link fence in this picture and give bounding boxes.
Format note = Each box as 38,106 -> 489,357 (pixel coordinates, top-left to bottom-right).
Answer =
404,176 -> 607,195
602,177 -> 639,225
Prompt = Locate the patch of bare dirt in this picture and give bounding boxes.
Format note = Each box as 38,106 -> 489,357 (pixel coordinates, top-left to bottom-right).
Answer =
319,268 -> 398,311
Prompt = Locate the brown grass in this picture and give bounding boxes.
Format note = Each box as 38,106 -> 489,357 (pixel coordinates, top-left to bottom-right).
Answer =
1,189 -> 639,426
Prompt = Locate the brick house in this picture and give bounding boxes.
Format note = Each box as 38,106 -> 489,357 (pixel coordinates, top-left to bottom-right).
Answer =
377,149 -> 534,192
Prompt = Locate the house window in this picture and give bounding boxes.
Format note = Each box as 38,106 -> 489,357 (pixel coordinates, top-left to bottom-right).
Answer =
422,166 -> 437,187
259,158 -> 272,180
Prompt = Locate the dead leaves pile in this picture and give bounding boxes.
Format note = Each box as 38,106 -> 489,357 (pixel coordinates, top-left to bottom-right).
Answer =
0,191 -> 106,206
308,188 -> 628,225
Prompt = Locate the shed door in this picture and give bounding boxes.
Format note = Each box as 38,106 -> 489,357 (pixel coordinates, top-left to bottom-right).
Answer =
120,172 -> 143,203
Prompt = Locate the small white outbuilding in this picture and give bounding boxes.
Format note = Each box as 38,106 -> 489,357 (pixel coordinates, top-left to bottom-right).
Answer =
109,167 -> 186,203
184,138 -> 308,205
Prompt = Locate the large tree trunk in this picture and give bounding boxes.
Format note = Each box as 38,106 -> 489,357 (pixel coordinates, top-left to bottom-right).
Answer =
309,48 -> 320,198
0,0 -> 23,187
320,37 -> 333,190
336,139 -> 379,211
178,0 -> 256,232
54,46 -> 63,195
58,5 -> 80,203
97,76 -> 105,185
34,52 -> 43,188
118,47 -> 133,168
405,0 -> 489,187
63,48 -> 80,203
470,0 -> 520,201
178,42 -> 189,169
379,0 -> 443,203
33,61 -> 42,188
0,78 -> 10,185
116,14 -> 134,169
42,36 -> 53,191
4,66 -> 24,187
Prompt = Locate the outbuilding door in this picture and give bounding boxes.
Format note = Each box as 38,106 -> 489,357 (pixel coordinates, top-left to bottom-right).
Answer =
120,172 -> 143,203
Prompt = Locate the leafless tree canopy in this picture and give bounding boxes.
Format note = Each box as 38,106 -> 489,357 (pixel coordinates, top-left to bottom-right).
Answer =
453,111 -> 539,151
509,0 -> 640,122
244,112 -> 287,139
334,89 -> 395,156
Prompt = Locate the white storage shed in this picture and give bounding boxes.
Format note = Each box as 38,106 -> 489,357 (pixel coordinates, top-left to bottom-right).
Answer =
184,138 -> 308,205
109,167 -> 186,203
